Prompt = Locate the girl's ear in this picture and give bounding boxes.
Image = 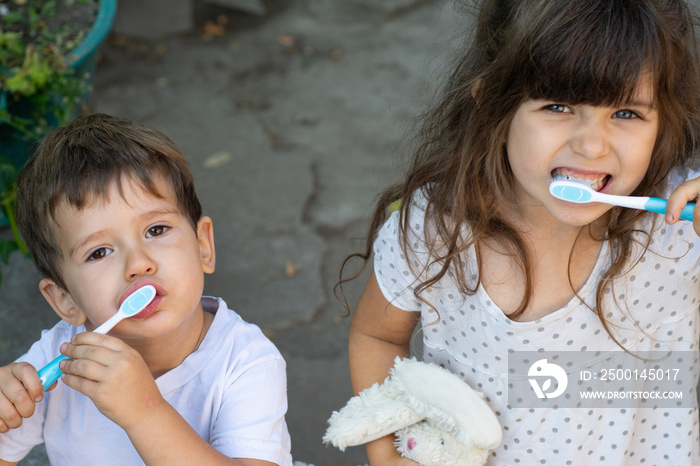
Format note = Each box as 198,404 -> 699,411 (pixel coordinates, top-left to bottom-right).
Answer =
197,216 -> 216,274
39,278 -> 87,326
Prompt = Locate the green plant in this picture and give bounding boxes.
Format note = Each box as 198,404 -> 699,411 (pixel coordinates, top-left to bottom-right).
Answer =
0,0 -> 96,285
0,156 -> 28,286
0,0 -> 94,141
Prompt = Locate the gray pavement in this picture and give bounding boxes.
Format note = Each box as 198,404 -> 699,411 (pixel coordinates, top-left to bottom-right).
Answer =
0,1 -> 462,464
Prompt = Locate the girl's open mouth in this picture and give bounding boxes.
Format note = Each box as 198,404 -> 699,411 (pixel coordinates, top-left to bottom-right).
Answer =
551,168 -> 612,193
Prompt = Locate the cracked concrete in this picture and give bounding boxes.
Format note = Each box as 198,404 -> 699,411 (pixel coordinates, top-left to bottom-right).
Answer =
0,1 -> 463,464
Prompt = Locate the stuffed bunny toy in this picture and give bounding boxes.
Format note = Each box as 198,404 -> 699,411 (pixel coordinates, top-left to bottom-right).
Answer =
324,357 -> 502,466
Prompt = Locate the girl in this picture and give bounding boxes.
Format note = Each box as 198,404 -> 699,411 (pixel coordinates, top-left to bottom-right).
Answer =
343,0 -> 700,464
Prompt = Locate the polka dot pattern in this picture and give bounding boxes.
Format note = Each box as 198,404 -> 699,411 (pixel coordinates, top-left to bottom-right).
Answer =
373,176 -> 700,464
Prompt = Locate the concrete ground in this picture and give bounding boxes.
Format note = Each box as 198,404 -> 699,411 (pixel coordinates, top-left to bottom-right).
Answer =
0,1 -> 462,464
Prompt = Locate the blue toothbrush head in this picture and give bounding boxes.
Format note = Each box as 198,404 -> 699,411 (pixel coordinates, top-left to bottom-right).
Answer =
120,285 -> 157,317
549,180 -> 595,203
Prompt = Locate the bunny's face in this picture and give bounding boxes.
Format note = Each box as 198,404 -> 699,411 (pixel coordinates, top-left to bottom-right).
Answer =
395,420 -> 490,466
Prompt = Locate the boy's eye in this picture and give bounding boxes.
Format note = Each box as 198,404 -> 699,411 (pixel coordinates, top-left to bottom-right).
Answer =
146,225 -> 169,238
87,248 -> 111,261
613,109 -> 637,119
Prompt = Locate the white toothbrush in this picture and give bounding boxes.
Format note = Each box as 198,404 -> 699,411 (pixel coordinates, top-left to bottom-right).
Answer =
549,180 -> 696,221
37,285 -> 157,391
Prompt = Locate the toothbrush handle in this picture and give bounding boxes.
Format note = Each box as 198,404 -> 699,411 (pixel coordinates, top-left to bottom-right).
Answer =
645,198 -> 696,221
37,354 -> 72,391
93,311 -> 124,335
680,203 -> 697,221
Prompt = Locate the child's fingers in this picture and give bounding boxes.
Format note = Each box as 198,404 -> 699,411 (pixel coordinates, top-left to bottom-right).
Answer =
59,336 -> 129,387
60,372 -> 100,399
61,332 -> 127,367
59,350 -> 109,383
9,362 -> 44,401
61,340 -> 111,363
0,364 -> 42,429
70,331 -> 124,350
0,395 -> 24,431
666,179 -> 700,226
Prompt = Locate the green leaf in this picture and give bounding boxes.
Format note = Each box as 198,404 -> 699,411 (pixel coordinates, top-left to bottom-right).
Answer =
0,31 -> 24,65
0,108 -> 12,124
0,239 -> 18,265
1,12 -> 23,27
0,157 -> 18,196
41,1 -> 58,18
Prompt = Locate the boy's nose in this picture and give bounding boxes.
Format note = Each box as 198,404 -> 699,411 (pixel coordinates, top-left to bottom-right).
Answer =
125,247 -> 157,280
570,117 -> 609,159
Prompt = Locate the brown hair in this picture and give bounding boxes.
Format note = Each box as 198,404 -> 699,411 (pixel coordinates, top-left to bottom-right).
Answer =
15,113 -> 202,291
339,0 -> 700,338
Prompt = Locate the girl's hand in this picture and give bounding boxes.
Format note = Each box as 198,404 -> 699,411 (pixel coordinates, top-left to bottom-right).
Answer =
364,435 -> 421,466
59,332 -> 164,430
666,177 -> 700,235
386,458 -> 420,466
0,362 -> 44,432
369,451 -> 420,466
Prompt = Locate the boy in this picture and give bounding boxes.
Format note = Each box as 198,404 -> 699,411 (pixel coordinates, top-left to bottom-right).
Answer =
0,114 -> 292,466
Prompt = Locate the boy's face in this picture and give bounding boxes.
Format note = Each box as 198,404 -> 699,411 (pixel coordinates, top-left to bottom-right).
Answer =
39,175 -> 215,341
504,73 -> 659,228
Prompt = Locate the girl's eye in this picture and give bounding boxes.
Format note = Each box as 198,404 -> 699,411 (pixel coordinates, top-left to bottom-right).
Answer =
146,225 -> 169,238
613,109 -> 638,119
545,104 -> 571,113
87,248 -> 111,262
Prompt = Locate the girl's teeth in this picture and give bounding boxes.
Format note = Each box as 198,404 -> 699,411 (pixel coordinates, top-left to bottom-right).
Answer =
552,171 -> 607,191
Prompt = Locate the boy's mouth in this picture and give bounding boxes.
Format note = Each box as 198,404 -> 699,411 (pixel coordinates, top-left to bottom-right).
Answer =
551,168 -> 612,192
119,281 -> 163,320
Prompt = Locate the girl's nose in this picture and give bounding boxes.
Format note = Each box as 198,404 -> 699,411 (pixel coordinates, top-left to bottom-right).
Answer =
571,117 -> 609,159
125,246 -> 156,280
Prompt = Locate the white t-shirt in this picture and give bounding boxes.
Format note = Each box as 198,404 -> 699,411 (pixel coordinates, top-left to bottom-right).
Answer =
0,297 -> 293,466
374,173 -> 700,465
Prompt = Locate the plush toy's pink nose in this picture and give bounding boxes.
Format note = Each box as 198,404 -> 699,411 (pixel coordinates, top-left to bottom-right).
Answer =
407,438 -> 417,451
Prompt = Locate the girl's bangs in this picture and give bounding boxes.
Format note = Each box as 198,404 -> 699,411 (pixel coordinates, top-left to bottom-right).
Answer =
517,2 -> 661,107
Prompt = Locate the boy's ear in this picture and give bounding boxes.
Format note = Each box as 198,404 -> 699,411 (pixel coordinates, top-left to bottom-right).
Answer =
39,278 -> 87,326
197,216 -> 216,274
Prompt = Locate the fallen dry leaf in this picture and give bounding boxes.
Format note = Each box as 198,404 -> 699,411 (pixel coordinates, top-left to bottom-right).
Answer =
203,151 -> 233,169
285,261 -> 301,277
201,21 -> 225,39
278,34 -> 295,47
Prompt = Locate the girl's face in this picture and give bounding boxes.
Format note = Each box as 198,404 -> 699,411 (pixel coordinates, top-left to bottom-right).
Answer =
505,75 -> 659,228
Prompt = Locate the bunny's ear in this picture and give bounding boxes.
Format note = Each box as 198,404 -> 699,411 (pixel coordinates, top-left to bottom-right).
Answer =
393,359 -> 502,450
323,368 -> 425,450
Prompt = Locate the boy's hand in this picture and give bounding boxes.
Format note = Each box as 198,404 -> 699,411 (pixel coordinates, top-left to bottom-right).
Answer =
0,362 -> 44,432
666,177 -> 700,235
59,332 -> 163,430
